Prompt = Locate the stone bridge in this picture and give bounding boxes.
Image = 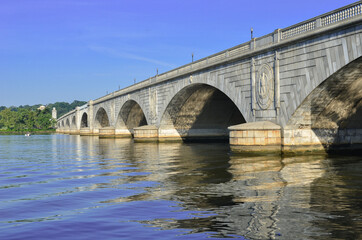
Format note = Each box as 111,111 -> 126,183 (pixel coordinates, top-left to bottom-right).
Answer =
57,2 -> 362,154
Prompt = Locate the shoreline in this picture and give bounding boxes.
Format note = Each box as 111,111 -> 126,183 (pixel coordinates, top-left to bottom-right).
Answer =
0,130 -> 56,135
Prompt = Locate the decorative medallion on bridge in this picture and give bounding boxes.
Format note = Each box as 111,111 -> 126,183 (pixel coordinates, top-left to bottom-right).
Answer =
256,63 -> 274,110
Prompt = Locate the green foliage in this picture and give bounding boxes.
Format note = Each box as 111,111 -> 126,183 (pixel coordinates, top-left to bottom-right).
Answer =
0,108 -> 16,130
0,107 -> 52,131
0,100 -> 86,132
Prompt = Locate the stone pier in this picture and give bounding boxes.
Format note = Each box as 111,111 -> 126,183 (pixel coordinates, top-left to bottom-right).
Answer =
79,128 -> 93,136
283,127 -> 362,154
229,122 -> 362,155
98,127 -> 133,138
99,127 -> 116,138
229,121 -> 282,154
134,125 -> 159,142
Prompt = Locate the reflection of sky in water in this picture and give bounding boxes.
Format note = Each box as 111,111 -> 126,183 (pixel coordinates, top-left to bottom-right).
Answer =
0,135 -> 361,239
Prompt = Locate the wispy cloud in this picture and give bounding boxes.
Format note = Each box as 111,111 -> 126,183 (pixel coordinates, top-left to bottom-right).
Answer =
88,45 -> 177,68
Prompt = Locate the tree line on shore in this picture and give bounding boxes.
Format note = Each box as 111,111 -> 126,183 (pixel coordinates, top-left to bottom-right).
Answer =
0,100 -> 86,132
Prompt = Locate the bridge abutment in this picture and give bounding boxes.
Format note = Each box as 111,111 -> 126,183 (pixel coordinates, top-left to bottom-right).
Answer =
282,127 -> 327,154
229,122 -> 362,155
69,129 -> 80,135
283,127 -> 362,154
63,128 -> 71,134
99,127 -> 116,138
115,128 -> 133,138
158,126 -> 182,142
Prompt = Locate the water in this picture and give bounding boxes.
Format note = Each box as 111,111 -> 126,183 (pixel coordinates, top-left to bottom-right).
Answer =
0,135 -> 361,240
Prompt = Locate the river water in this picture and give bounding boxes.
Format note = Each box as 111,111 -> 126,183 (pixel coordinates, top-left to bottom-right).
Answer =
0,134 -> 361,240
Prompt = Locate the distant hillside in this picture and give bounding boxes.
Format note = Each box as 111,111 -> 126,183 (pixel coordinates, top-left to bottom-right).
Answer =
0,100 -> 87,119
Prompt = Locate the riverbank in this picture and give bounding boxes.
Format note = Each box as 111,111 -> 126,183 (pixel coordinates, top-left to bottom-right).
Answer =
0,129 -> 56,135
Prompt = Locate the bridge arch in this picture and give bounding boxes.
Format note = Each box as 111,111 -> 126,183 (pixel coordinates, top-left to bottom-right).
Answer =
71,116 -> 76,129
160,83 -> 246,140
95,107 -> 110,128
287,56 -> 362,129
80,113 -> 88,128
65,118 -> 70,129
116,100 -> 147,131
285,56 -> 362,150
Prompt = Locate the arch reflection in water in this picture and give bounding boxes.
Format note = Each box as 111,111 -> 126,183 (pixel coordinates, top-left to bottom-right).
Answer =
92,139 -> 329,239
47,136 -> 361,239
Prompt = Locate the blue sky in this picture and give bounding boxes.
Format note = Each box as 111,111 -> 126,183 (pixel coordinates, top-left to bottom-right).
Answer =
0,0 -> 357,107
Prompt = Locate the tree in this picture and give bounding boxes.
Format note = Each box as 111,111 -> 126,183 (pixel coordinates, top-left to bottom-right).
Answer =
0,108 -> 16,130
0,100 -> 86,131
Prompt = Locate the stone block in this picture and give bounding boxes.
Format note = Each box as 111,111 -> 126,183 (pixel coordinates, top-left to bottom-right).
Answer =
302,129 -> 313,138
268,130 -> 281,138
351,135 -> 362,144
347,129 -> 357,136
254,130 -> 267,138
310,135 -> 322,144
338,129 -> 346,136
243,130 -> 254,138
229,130 -> 236,138
230,137 -> 239,145
294,136 -> 315,145
254,137 -> 266,145
338,136 -> 348,144
356,129 -> 362,135
283,129 -> 294,138
80,128 -> 93,136
294,130 -> 303,137
134,125 -> 159,142
69,129 -> 80,135
229,130 -> 243,138
242,137 -> 255,145
266,137 -> 281,145
283,137 -> 295,145
319,135 -> 336,144
99,127 -> 115,135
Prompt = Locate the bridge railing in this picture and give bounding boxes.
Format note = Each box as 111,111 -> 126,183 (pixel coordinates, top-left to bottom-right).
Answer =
63,1 -> 362,115
78,104 -> 88,110
321,2 -> 362,26
57,109 -> 76,121
281,21 -> 316,40
281,1 -> 362,40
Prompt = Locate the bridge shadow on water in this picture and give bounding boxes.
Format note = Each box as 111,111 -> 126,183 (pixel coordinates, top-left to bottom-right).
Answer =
69,135 -> 362,239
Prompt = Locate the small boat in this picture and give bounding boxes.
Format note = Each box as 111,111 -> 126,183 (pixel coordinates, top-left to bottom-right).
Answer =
25,133 -> 31,136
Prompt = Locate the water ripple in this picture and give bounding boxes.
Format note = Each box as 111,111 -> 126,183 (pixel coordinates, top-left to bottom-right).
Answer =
0,135 -> 361,239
